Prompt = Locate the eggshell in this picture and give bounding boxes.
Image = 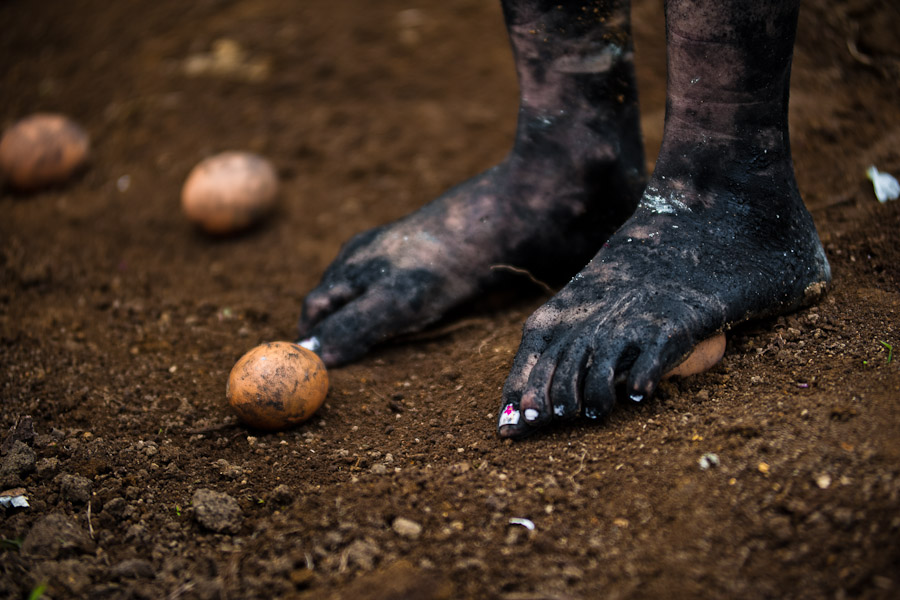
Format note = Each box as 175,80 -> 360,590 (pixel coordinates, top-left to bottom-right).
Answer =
0,113 -> 90,190
664,332 -> 726,379
227,341 -> 328,430
181,151 -> 278,234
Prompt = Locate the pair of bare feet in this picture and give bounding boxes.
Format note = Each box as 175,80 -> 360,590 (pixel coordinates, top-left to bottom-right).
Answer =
296,0 -> 831,438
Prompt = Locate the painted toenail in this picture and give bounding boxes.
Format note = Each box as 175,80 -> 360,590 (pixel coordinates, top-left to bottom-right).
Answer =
499,403 -> 520,426
554,405 -> 565,417
584,407 -> 600,419
524,408 -> 539,421
297,336 -> 321,352
629,394 -> 644,402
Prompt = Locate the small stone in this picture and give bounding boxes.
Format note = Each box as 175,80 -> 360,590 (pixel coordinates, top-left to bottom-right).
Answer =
816,473 -> 832,489
370,463 -> 388,475
213,458 -> 243,479
192,488 -> 243,534
57,473 -> 93,504
450,462 -> 471,475
392,517 -> 423,539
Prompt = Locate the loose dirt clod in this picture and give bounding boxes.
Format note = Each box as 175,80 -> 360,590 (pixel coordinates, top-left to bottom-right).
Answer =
0,440 -> 35,488
1,1 -> 899,599
192,488 -> 243,534
57,473 -> 92,504
22,513 -> 96,558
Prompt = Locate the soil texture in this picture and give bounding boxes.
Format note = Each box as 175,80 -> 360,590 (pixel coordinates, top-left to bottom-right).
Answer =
2,0 -> 899,598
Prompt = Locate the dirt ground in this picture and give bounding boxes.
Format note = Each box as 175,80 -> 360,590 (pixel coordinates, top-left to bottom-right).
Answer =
2,0 -> 899,598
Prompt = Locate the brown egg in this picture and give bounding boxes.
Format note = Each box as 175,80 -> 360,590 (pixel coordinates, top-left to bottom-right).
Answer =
664,332 -> 726,379
181,151 -> 278,234
227,341 -> 328,430
0,113 -> 90,190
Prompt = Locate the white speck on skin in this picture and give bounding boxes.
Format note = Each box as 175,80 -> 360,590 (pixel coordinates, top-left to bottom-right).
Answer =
642,188 -> 689,214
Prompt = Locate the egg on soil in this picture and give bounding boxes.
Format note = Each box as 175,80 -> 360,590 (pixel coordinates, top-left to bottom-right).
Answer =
664,332 -> 726,379
181,151 -> 279,234
0,113 -> 90,190
227,341 -> 329,430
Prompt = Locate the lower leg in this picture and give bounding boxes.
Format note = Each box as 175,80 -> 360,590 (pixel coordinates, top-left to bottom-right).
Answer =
297,0 -> 645,366
499,0 -> 830,436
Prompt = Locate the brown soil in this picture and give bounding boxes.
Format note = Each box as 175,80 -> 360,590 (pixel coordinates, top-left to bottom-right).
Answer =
2,0 -> 899,598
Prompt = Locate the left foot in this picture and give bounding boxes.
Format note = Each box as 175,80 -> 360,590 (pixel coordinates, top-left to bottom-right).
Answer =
498,157 -> 830,437
497,0 -> 831,437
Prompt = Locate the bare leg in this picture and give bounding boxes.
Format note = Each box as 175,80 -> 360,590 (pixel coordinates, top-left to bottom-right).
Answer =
498,0 -> 830,437
297,0 -> 644,366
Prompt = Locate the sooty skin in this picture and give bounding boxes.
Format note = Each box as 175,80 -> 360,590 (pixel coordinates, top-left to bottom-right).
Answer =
298,0 -> 646,367
497,0 -> 831,437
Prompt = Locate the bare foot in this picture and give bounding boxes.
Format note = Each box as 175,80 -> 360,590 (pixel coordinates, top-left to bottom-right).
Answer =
297,0 -> 644,366
498,0 -> 831,437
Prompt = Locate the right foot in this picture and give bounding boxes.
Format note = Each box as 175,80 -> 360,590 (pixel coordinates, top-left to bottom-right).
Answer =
297,0 -> 644,366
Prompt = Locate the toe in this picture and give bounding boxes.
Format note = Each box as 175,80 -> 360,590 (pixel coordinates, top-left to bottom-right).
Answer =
548,338 -> 592,419
582,348 -> 617,420
518,343 -> 566,426
298,280 -> 358,335
299,287 -> 414,367
624,345 -> 665,403
498,322 -> 559,438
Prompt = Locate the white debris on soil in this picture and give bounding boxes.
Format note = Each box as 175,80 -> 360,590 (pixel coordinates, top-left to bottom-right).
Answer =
0,487 -> 29,508
816,473 -> 833,489
866,165 -> 900,202
508,517 -> 536,530
699,453 -> 720,470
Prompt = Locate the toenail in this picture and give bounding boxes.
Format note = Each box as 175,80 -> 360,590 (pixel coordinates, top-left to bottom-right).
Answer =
629,394 -> 644,403
498,403 -> 520,426
553,405 -> 565,417
584,407 -> 600,419
524,408 -> 539,421
297,336 -> 321,352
